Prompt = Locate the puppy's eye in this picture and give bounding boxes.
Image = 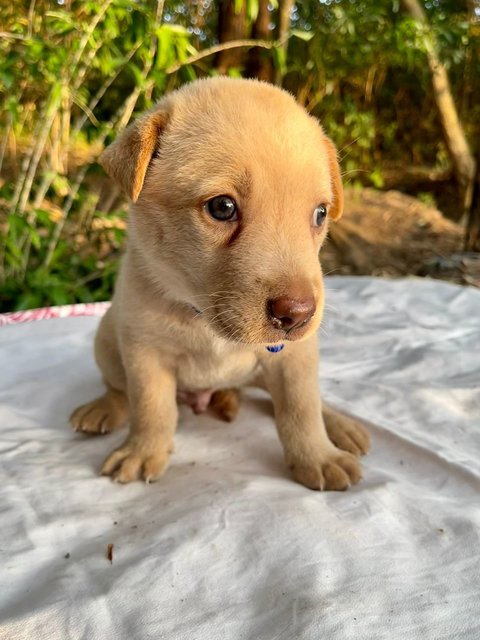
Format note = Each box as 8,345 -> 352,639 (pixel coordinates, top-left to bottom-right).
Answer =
205,196 -> 238,221
312,204 -> 328,227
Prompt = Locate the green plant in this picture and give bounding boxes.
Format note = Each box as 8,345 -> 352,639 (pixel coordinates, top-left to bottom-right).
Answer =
0,0 -> 200,311
0,0 -> 478,310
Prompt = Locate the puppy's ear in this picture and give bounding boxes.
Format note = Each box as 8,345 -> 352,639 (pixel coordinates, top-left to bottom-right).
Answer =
323,136 -> 344,221
100,109 -> 169,202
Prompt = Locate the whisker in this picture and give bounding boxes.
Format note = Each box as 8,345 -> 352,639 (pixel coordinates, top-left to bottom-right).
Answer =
322,267 -> 341,277
341,169 -> 369,178
209,309 -> 236,324
338,137 -> 360,161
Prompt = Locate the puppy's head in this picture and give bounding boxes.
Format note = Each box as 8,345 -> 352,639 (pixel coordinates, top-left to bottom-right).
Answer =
101,78 -> 343,346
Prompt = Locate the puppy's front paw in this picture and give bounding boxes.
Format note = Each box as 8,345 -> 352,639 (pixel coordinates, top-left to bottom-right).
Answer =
101,439 -> 171,484
323,407 -> 370,457
288,447 -> 362,491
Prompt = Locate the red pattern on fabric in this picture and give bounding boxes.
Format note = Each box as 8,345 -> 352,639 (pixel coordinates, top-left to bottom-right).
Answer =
0,302 -> 111,327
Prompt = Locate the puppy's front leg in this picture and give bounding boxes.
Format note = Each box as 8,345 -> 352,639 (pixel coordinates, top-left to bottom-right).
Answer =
261,337 -> 362,491
101,345 -> 177,484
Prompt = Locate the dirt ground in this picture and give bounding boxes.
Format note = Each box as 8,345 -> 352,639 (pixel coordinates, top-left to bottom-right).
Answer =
322,188 -> 480,288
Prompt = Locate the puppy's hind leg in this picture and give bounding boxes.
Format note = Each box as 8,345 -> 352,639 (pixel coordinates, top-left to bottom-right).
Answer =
210,389 -> 240,422
70,386 -> 129,435
322,404 -> 370,457
70,308 -> 129,435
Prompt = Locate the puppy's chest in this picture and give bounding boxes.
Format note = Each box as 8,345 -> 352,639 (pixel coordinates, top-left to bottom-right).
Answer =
175,346 -> 258,391
151,313 -> 259,390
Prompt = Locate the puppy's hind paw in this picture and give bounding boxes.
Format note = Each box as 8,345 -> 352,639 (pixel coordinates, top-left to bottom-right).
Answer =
70,389 -> 128,435
323,406 -> 370,457
210,388 -> 240,422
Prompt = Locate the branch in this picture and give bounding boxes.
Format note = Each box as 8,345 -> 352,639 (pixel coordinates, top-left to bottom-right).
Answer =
166,38 -> 284,74
0,32 -> 26,40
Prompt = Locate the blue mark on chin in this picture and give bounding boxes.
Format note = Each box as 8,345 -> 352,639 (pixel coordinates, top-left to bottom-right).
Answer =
266,344 -> 285,353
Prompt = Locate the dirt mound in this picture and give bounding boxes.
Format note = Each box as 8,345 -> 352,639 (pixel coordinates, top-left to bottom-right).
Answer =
322,188 -> 479,286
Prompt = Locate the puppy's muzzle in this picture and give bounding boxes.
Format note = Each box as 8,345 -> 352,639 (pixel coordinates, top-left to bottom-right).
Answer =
267,295 -> 316,333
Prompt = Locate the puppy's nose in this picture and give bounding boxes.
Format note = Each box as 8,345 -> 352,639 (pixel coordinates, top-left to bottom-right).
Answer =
267,296 -> 316,331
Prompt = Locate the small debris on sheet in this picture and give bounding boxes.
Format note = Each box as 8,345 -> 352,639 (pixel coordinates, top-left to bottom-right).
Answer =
437,528 -> 445,534
64,553 -> 70,559
113,521 -> 118,525
107,543 -> 114,564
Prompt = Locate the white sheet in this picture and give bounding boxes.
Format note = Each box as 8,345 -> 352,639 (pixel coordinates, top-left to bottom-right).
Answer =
1,277 -> 479,639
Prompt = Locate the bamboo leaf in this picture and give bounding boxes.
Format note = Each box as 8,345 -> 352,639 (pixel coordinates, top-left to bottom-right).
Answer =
234,0 -> 244,15
290,29 -> 315,42
272,45 -> 287,77
247,0 -> 259,23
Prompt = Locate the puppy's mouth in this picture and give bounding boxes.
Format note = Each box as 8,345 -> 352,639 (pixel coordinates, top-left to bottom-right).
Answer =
200,301 -> 318,346
264,316 -> 316,343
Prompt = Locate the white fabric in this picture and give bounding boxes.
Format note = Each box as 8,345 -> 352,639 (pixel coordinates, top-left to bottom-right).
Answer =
1,276 -> 479,639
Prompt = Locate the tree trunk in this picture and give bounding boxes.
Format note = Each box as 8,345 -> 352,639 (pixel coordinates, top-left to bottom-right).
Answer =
245,0 -> 274,82
277,0 -> 295,45
401,0 -> 476,221
465,151 -> 480,251
464,0 -> 480,250
215,0 -> 248,74
273,0 -> 295,84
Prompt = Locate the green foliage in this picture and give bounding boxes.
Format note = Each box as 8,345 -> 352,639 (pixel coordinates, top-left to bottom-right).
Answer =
0,0 -> 200,312
1,190 -> 126,312
0,0 -> 478,311
286,0 -> 478,175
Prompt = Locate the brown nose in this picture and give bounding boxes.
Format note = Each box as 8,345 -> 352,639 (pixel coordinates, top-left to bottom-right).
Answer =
267,295 -> 316,332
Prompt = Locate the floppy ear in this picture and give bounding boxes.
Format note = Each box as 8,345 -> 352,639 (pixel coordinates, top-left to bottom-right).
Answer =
99,109 -> 169,202
323,136 -> 344,221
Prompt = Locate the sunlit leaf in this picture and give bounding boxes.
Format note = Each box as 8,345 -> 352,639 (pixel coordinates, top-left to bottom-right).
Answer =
290,29 -> 314,42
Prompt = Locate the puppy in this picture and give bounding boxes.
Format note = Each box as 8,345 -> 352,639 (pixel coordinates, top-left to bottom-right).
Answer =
70,78 -> 370,490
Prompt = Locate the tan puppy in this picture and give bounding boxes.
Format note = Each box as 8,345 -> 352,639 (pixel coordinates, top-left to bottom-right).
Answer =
70,78 -> 370,490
